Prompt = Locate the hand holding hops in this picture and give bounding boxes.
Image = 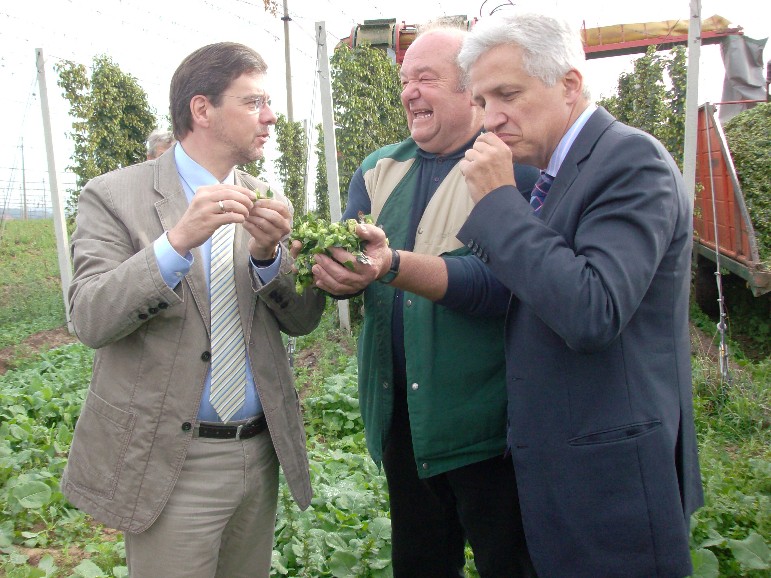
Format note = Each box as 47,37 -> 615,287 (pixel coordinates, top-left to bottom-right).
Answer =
290,212 -> 375,294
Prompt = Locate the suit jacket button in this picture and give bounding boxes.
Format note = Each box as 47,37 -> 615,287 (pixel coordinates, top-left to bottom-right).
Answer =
201,351 -> 211,361
181,422 -> 192,432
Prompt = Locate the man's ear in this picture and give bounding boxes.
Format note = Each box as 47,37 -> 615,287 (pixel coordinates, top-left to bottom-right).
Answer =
563,69 -> 583,103
190,95 -> 211,129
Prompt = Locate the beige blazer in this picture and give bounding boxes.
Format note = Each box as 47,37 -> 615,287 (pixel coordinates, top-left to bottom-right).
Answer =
61,149 -> 325,533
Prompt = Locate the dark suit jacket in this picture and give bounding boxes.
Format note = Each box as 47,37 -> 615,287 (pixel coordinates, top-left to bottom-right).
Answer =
458,108 -> 703,578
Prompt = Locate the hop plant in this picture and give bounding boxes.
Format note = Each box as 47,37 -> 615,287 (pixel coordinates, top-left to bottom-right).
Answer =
290,212 -> 376,294
253,186 -> 274,199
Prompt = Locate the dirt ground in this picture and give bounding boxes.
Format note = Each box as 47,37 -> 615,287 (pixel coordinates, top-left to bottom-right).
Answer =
0,326 -> 78,375
0,322 -> 737,377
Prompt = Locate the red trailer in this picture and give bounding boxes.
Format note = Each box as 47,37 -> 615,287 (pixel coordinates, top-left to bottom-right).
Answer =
692,103 -> 770,312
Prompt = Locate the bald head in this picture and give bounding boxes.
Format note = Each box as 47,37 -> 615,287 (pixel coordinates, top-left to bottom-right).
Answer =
399,26 -> 483,154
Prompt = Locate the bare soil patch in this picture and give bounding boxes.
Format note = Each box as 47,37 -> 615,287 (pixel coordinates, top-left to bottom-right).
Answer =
0,326 -> 78,375
0,323 -> 738,377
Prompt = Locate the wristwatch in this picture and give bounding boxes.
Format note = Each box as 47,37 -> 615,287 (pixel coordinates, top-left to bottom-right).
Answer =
378,248 -> 400,284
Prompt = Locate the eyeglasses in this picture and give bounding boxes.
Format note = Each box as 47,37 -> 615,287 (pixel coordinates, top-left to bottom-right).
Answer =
216,94 -> 272,113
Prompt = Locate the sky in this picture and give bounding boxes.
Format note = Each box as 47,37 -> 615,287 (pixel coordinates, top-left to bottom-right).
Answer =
1,0 -> 768,217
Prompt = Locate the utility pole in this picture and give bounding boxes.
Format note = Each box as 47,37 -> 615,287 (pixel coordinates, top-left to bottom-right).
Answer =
42,176 -> 48,218
21,140 -> 28,220
282,0 -> 294,122
36,48 -> 74,333
302,118 -> 310,210
316,21 -> 350,332
682,0 -> 702,201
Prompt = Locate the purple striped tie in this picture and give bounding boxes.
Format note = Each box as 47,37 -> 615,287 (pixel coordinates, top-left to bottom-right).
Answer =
530,171 -> 554,215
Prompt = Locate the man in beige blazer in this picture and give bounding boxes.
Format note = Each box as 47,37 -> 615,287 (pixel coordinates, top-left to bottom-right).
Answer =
62,42 -> 325,578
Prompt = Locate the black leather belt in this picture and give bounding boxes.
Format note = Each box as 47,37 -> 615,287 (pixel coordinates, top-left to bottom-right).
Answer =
194,414 -> 267,440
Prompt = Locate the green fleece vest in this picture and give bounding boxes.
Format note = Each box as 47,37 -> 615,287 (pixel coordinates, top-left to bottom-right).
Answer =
358,138 -> 508,478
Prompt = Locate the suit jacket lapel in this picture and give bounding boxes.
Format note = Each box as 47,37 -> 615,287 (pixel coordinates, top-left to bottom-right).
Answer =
153,152 -> 212,333
542,107 -> 617,220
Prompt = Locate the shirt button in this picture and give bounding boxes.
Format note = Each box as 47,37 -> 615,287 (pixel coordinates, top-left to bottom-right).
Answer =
406,299 -> 412,307
417,227 -> 424,235
181,422 -> 192,432
422,463 -> 429,470
433,177 -> 439,183
411,383 -> 419,391
149,307 -> 159,314
383,382 -> 389,389
201,351 -> 211,361
175,271 -> 183,278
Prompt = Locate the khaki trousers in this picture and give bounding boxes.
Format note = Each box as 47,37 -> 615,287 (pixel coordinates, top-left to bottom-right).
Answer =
124,430 -> 279,578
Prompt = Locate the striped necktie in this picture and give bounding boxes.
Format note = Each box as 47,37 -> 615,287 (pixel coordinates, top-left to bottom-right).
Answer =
209,223 -> 247,423
530,171 -> 554,215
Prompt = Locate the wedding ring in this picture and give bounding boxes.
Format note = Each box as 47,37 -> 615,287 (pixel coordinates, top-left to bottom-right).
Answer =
218,200 -> 225,213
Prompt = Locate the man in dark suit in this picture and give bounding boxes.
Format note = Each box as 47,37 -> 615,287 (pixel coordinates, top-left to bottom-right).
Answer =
454,11 -> 703,578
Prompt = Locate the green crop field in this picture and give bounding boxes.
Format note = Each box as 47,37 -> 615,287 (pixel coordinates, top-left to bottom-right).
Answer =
0,219 -> 768,577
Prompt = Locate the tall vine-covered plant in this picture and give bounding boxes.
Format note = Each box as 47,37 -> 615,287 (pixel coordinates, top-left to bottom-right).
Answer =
329,43 -> 409,208
274,113 -> 308,215
55,56 -> 156,216
724,103 -> 771,262
661,46 -> 687,162
597,46 -> 687,167
313,124 -> 330,220
238,157 -> 266,180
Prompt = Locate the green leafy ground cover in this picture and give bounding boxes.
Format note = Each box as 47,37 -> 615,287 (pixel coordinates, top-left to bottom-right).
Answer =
0,221 -> 66,351
0,220 -> 768,576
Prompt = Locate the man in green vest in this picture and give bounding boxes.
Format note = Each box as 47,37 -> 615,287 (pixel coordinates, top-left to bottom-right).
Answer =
312,24 -> 538,577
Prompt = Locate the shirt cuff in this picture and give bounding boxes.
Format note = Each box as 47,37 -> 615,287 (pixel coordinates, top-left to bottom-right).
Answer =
154,232 -> 193,289
251,245 -> 282,284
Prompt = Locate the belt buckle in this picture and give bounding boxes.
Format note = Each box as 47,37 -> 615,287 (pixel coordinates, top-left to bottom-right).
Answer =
234,424 -> 244,441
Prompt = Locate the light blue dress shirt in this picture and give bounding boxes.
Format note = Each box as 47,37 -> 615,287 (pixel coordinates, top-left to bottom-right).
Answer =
545,103 -> 598,178
152,143 -> 281,422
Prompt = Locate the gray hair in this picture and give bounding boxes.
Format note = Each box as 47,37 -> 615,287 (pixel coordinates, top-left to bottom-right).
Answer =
146,129 -> 175,159
458,12 -> 591,100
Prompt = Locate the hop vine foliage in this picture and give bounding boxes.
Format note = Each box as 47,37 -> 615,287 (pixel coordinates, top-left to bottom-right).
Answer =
597,46 -> 686,167
330,43 -> 410,206
274,113 -> 307,214
290,213 -> 376,294
723,103 -> 770,263
54,55 -> 156,217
